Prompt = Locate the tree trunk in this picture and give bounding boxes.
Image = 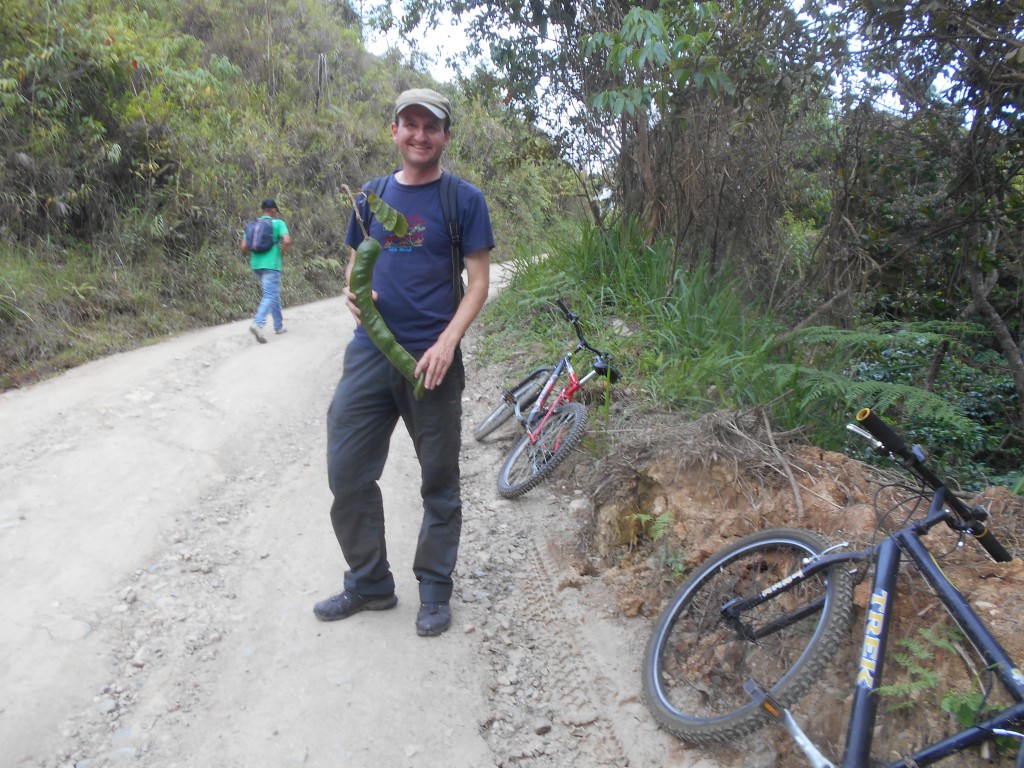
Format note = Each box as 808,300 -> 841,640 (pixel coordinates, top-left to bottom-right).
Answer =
636,113 -> 659,242
968,266 -> 1024,428
924,341 -> 947,393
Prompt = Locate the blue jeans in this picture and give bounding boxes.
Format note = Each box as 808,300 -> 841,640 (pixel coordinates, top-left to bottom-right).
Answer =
326,342 -> 465,603
252,269 -> 283,330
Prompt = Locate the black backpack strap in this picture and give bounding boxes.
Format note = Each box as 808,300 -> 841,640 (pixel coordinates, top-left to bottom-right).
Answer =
439,171 -> 463,311
366,175 -> 389,197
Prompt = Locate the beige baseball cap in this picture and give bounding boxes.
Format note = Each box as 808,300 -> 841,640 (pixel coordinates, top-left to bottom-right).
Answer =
394,88 -> 452,125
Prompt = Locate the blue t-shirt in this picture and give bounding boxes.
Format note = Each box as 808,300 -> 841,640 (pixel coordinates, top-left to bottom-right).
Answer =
344,173 -> 495,351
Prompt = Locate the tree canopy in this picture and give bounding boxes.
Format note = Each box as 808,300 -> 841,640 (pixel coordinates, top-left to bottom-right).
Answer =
374,0 -> 1023,434
0,0 -> 577,386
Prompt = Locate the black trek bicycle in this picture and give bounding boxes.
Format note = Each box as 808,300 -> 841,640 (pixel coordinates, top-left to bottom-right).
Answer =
642,407 -> 1023,767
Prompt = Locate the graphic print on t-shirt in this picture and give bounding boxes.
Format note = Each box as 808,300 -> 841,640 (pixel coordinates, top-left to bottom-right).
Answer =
381,216 -> 426,252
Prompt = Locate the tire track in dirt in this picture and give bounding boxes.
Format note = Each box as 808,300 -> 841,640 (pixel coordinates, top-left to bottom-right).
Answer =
461,349 -> 730,768
459,487 -> 632,766
458,353 -> 629,765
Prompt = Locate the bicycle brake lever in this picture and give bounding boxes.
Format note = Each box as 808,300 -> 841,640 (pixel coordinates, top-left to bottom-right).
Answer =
846,423 -> 882,450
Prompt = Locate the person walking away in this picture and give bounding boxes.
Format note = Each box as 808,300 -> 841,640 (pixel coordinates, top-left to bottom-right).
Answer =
315,88 -> 494,637
240,198 -> 292,342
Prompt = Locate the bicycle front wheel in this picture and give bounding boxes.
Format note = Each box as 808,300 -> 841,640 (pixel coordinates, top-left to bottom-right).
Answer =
473,367 -> 552,442
496,401 -> 588,499
642,528 -> 853,746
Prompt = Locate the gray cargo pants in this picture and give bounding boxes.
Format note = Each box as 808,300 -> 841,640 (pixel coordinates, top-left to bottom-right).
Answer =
326,342 -> 464,604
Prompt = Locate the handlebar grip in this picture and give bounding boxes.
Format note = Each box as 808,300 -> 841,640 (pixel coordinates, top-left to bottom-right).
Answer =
554,298 -> 572,320
856,408 -> 912,460
972,525 -> 1014,563
858,408 -> 1016,563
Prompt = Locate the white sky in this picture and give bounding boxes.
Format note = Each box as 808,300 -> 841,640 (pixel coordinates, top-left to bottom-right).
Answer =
361,3 -> 469,83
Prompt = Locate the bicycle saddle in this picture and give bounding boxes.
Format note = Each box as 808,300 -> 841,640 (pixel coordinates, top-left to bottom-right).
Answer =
593,357 -> 621,383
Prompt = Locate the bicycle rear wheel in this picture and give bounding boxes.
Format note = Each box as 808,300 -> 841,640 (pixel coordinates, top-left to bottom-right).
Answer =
496,401 -> 588,499
642,528 -> 853,746
473,367 -> 551,442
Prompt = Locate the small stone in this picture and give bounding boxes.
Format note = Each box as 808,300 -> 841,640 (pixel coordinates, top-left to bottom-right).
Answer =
563,708 -> 598,727
618,595 -> 645,618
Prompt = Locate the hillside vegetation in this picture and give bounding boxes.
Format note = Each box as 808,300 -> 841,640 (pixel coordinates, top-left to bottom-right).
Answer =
0,0 -> 577,386
2,0 -> 1022,489
438,0 -> 1022,489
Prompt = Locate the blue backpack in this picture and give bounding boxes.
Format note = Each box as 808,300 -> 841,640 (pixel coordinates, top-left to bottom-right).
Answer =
245,218 -> 276,253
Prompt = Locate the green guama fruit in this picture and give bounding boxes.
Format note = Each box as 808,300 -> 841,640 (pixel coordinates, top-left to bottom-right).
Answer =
351,237 -> 427,400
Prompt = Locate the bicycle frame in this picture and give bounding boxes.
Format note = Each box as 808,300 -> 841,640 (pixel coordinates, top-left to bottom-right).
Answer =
646,408 -> 1022,765
842,489 -> 1024,768
486,299 -> 621,499
733,490 -> 1024,767
516,342 -> 603,441
510,300 -> 614,444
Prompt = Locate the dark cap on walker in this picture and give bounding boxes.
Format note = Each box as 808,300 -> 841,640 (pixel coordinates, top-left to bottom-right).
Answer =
394,88 -> 452,125
261,198 -> 278,211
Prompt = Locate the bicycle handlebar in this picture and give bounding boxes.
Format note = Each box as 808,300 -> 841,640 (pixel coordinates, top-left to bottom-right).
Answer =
554,298 -> 610,359
972,521 -> 1014,562
855,408 -> 912,461
854,407 -> 1013,563
554,298 -> 575,323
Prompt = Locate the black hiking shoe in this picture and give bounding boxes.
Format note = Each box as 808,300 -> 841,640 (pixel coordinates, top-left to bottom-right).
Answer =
416,602 -> 451,637
313,590 -> 397,621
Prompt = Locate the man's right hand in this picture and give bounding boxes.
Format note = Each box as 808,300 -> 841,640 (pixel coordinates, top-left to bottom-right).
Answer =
345,286 -> 378,326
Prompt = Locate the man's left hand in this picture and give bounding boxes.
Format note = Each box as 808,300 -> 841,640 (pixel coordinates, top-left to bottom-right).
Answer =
415,340 -> 456,390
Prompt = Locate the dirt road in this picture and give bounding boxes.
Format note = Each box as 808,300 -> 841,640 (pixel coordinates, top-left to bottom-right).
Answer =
1,281 -> 726,767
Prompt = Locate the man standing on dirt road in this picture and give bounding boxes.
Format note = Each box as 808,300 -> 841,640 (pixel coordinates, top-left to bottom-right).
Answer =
314,88 -> 494,636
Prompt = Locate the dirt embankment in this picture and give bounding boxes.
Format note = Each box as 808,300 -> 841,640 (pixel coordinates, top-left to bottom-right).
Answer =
586,407 -> 1024,766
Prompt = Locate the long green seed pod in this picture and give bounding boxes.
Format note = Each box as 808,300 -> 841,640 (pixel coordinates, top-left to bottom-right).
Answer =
351,236 -> 426,400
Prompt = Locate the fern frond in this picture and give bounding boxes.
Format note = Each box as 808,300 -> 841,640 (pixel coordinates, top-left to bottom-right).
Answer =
768,363 -> 974,432
788,321 -> 986,353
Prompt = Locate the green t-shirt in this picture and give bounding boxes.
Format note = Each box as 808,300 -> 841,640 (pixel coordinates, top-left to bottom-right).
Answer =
249,216 -> 288,271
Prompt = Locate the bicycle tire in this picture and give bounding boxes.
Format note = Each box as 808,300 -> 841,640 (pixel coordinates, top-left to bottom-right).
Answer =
473,367 -> 552,442
642,528 -> 853,746
496,401 -> 588,499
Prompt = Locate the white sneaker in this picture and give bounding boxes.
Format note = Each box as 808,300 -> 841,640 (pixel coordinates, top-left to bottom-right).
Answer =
275,327 -> 287,335
249,324 -> 267,344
